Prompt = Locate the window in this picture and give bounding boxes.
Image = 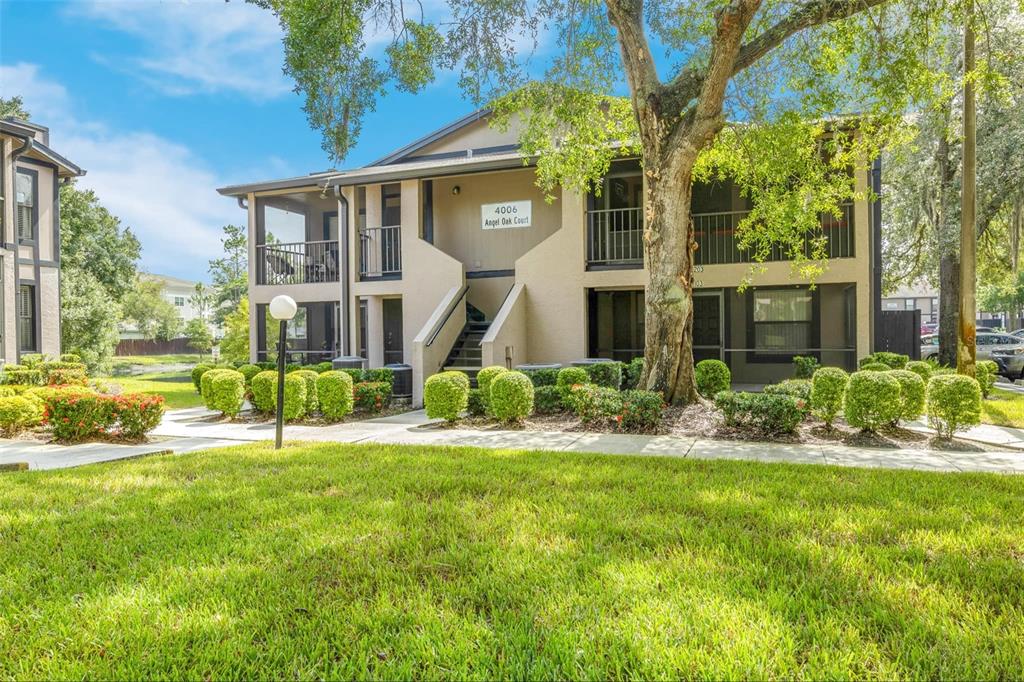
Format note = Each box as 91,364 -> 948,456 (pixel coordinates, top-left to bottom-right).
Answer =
17,284 -> 35,352
16,171 -> 35,241
174,296 -> 185,307
752,288 -> 813,355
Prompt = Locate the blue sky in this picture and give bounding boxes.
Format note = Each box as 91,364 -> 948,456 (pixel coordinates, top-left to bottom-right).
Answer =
0,0 -> 486,281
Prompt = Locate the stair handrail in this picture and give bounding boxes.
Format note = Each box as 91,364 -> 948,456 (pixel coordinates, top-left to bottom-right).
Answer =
425,284 -> 469,347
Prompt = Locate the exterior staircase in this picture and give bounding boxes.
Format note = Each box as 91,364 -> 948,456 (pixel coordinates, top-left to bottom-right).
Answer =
443,303 -> 489,385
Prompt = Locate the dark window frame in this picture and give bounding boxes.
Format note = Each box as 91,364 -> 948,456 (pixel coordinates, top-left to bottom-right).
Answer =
745,286 -> 820,364
17,282 -> 37,353
15,167 -> 38,244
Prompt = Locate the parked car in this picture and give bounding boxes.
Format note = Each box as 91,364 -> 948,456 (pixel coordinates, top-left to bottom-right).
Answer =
920,332 -> 1024,378
921,322 -> 938,335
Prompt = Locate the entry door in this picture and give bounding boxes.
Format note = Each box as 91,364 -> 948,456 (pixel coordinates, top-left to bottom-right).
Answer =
383,298 -> 403,364
692,292 -> 723,363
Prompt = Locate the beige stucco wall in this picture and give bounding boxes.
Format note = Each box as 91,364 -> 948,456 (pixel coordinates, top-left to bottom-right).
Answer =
481,282 -> 527,368
407,114 -> 521,159
38,265 -> 60,356
467,276 -> 514,319
431,169 -> 561,273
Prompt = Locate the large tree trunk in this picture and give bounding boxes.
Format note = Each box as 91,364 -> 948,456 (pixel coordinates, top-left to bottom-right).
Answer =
640,152 -> 700,404
939,252 -> 959,366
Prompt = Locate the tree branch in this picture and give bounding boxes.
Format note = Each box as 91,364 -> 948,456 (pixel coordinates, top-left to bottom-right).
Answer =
605,0 -> 662,133
732,0 -> 890,75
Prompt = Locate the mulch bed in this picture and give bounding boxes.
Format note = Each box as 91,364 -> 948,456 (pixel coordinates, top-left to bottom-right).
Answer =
458,403 -> 1000,452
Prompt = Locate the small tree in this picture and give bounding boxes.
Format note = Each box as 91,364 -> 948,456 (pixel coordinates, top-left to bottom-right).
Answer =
184,318 -> 214,361
219,297 -> 250,363
209,225 -> 248,326
123,276 -> 181,341
60,269 -> 121,374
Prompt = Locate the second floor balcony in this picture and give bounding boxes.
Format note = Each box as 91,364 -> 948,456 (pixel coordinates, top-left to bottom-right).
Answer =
586,204 -> 855,269
256,240 -> 339,285
359,225 -> 402,280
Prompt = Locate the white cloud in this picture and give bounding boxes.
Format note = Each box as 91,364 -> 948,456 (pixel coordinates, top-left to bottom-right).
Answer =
68,0 -> 291,100
1,62 -> 244,280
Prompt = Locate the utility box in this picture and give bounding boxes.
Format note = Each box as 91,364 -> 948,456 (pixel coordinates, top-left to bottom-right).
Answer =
385,363 -> 413,402
332,355 -> 367,371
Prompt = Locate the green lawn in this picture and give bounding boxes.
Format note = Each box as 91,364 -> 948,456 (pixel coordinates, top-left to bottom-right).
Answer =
980,388 -> 1024,428
112,353 -> 204,368
107,371 -> 203,409
1,443 -> 1021,679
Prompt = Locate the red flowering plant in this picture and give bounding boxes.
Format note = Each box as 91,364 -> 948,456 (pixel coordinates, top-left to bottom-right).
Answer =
47,394 -> 117,442
112,394 -> 165,441
617,390 -> 666,432
353,381 -> 391,413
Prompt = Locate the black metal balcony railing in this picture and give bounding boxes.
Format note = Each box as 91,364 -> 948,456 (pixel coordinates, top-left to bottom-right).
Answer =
256,240 -> 339,285
359,225 -> 402,279
586,204 -> 855,268
586,207 -> 644,267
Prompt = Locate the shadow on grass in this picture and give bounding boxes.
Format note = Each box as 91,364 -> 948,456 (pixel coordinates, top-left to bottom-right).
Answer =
2,444 -> 1022,679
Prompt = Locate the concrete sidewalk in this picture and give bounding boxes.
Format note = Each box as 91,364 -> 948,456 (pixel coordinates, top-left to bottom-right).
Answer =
149,407 -> 1024,475
6,407 -> 1024,473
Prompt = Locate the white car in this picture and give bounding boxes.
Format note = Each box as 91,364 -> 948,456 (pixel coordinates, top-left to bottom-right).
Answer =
921,332 -> 1024,377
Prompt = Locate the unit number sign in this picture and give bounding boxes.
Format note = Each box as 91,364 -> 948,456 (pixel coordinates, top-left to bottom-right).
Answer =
481,201 -> 532,229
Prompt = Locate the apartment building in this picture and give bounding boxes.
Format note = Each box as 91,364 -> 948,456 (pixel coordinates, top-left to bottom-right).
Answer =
0,118 -> 84,362
218,110 -> 881,405
119,273 -> 212,340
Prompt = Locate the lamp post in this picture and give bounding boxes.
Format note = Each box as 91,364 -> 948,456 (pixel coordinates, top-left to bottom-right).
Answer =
269,295 -> 297,449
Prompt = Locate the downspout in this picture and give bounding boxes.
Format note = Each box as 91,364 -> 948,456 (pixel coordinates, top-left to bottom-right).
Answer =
871,155 -> 883,353
236,196 -> 248,210
333,184 -> 351,355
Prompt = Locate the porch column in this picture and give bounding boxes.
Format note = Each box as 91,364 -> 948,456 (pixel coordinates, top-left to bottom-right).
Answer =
247,193 -> 258,362
856,282 -> 871,362
365,295 -> 385,368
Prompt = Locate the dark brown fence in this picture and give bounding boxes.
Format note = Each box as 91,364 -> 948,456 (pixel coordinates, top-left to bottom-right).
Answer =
116,337 -> 195,356
877,310 -> 922,360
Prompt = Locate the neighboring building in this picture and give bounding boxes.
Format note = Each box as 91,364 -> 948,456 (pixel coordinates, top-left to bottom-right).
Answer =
119,273 -> 206,340
218,110 -> 881,405
883,282 -> 939,326
0,118 -> 84,362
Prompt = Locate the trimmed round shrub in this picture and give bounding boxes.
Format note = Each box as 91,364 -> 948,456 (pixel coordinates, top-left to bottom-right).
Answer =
317,371 -> 354,421
276,373 -> 307,421
476,366 -> 508,398
889,369 -> 926,424
201,368 -> 236,406
905,360 -> 932,382
205,370 -> 245,417
927,374 -> 982,439
695,359 -> 730,398
556,366 -> 589,397
250,370 -> 278,413
624,357 -> 645,390
424,371 -> 470,423
0,395 -> 43,436
618,390 -> 665,431
810,367 -> 848,427
713,391 -> 802,434
533,385 -> 564,415
237,364 -> 262,386
466,388 -> 486,417
191,363 -> 214,392
844,371 -> 901,431
293,369 -> 320,414
976,360 -> 998,399
585,361 -> 623,389
314,361 -> 333,373
489,371 -> 534,423
860,362 -> 891,372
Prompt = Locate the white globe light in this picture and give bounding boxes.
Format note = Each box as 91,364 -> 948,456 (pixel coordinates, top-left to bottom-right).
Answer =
269,295 -> 298,320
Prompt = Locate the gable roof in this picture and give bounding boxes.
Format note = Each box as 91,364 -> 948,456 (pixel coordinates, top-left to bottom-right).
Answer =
367,107 -> 492,166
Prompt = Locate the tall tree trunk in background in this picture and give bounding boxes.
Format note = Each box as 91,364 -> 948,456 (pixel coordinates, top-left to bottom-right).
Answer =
1013,199 -> 1023,329
939,253 -> 959,366
958,0 -> 977,377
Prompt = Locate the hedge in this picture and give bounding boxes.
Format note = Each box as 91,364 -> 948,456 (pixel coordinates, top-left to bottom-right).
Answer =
316,371 -> 354,421
250,371 -> 278,413
0,396 -> 43,437
889,369 -> 926,424
520,367 -> 559,387
556,366 -> 589,398
476,366 -> 508,414
566,384 -> 622,423
363,367 -> 395,392
714,391 -> 802,434
695,359 -> 730,398
763,379 -> 811,415
905,360 -> 932,382
792,355 -> 820,379
47,368 -> 89,387
489,371 -> 534,423
927,374 -> 982,439
618,390 -> 664,431
237,364 -> 262,386
533,385 -> 563,414
585,362 -> 623,389
43,392 -> 164,442
60,353 -> 82,363
976,360 -> 998,399
200,368 -> 236,406
623,357 -> 645,390
191,364 -> 215,392
424,371 -> 470,422
2,369 -> 43,386
293,369 -> 320,414
466,388 -> 486,416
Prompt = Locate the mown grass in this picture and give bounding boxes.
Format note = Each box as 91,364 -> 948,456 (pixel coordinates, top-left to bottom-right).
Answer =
108,371 -> 204,409
980,388 -> 1024,428
1,442 -> 1022,679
